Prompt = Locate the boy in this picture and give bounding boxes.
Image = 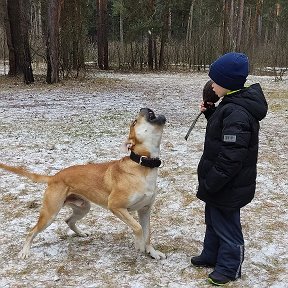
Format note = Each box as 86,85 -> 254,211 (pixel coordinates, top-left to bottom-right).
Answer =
191,52 -> 268,285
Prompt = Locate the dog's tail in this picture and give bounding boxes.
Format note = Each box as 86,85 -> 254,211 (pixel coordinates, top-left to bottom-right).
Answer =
0,163 -> 51,183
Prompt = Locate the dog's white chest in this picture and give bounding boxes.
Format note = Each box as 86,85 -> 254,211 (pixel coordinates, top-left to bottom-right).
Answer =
128,171 -> 158,211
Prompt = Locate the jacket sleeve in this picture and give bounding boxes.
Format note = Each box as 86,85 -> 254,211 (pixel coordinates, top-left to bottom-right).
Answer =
204,109 -> 252,194
203,105 -> 216,120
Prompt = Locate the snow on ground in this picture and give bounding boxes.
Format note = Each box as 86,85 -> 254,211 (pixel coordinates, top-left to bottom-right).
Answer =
0,71 -> 287,288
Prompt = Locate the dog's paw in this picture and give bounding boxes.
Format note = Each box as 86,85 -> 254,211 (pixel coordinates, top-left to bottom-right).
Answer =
75,230 -> 90,237
146,245 -> 166,260
18,248 -> 30,259
67,224 -> 90,237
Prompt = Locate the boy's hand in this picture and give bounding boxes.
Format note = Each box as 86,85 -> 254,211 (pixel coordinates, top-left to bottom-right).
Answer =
200,101 -> 214,112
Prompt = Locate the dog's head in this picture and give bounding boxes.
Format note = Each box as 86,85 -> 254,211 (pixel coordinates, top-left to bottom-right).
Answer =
125,108 -> 166,157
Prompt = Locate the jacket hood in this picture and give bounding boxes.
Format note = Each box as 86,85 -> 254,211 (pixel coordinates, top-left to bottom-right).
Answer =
223,83 -> 268,121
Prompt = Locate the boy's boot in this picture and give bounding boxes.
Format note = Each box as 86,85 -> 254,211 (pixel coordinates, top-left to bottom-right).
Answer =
190,255 -> 215,268
208,271 -> 235,286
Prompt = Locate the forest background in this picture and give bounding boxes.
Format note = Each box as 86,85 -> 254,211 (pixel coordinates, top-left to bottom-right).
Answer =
0,0 -> 287,84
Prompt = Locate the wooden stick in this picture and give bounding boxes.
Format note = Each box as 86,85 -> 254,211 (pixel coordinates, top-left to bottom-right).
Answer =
184,112 -> 202,141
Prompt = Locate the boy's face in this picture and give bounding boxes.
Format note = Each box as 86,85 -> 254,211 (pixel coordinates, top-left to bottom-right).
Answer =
211,82 -> 230,98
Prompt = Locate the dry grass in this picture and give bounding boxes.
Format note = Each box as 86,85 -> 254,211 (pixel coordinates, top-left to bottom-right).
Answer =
266,90 -> 288,111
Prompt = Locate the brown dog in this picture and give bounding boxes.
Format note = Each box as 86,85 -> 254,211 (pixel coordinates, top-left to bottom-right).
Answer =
0,108 -> 166,259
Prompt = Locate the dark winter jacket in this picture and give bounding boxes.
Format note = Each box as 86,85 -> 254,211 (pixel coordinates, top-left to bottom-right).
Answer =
197,83 -> 268,210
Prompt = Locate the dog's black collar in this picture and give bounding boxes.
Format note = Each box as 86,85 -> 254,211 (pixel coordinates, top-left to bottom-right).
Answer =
130,151 -> 161,168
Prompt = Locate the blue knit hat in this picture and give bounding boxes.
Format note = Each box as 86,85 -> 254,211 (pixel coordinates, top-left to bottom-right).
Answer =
208,52 -> 249,90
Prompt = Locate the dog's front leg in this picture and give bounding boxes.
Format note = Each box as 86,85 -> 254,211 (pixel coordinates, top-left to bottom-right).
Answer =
109,207 -> 145,253
138,206 -> 166,260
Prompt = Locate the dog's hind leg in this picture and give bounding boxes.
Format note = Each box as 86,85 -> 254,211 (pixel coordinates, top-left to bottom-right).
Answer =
19,184 -> 67,259
138,206 -> 166,260
64,195 -> 91,237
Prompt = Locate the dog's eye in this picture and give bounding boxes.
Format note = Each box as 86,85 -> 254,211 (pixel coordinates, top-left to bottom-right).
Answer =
132,120 -> 137,126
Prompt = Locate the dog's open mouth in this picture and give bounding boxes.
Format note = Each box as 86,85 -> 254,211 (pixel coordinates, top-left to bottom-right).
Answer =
140,108 -> 166,125
148,109 -> 156,121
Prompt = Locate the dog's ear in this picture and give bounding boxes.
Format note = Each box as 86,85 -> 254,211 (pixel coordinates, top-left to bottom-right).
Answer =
122,138 -> 135,152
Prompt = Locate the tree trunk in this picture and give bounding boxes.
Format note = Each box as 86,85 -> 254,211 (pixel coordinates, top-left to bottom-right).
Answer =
147,0 -> 155,70
251,0 -> 262,54
222,0 -> 230,54
96,0 -> 108,70
245,7 -> 252,52
3,0 -> 15,75
6,0 -> 34,83
159,2 -> 170,70
119,0 -> 124,67
274,2 -> 281,66
73,0 -> 85,71
148,31 -> 153,70
46,0 -> 63,83
186,0 -> 195,67
186,0 -> 195,45
60,0 -> 85,75
229,0 -> 235,50
236,0 -> 244,50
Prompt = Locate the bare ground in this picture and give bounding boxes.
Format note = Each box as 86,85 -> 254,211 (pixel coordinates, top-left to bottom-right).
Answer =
0,71 -> 287,288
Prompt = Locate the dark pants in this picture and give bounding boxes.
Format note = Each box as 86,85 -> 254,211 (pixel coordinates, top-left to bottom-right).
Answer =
200,204 -> 244,279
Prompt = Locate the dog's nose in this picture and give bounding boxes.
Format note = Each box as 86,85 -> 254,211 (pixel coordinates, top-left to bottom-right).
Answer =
140,108 -> 152,113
